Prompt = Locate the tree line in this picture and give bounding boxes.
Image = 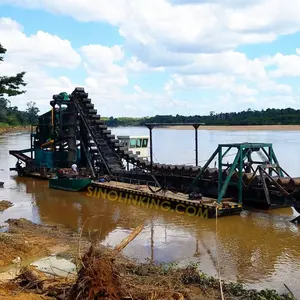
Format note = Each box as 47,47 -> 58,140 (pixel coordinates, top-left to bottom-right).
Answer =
104,108 -> 300,127
0,43 -> 39,126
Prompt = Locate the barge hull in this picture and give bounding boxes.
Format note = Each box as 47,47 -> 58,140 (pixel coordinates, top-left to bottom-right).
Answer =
89,181 -> 242,219
49,178 -> 91,192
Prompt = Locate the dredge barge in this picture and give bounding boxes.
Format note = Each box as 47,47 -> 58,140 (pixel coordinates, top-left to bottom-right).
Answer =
8,87 -> 300,220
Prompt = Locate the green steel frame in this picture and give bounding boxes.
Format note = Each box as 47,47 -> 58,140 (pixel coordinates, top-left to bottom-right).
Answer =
186,143 -> 284,204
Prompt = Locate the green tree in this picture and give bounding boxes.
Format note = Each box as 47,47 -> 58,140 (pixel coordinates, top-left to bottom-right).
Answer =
0,43 -> 27,125
26,101 -> 40,124
0,43 -> 27,98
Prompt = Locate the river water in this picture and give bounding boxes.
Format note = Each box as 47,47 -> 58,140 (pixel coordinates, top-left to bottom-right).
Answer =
1,128 -> 300,297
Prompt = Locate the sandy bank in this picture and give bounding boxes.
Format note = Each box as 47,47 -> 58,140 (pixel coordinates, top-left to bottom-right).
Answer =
160,125 -> 300,131
0,125 -> 32,135
0,218 -> 88,269
0,218 -> 295,300
0,201 -> 13,212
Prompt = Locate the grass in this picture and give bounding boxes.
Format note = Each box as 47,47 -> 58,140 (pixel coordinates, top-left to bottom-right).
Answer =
0,122 -> 10,128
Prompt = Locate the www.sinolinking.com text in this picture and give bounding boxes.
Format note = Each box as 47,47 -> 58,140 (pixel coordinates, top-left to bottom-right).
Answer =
86,186 -> 208,218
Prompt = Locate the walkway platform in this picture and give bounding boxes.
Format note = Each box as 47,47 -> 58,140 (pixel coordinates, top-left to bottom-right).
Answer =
90,180 -> 242,219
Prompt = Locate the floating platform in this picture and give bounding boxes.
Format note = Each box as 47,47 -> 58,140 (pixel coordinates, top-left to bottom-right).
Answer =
89,181 -> 242,219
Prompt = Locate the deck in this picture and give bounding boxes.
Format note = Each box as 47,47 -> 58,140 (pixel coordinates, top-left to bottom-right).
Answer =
91,180 -> 242,218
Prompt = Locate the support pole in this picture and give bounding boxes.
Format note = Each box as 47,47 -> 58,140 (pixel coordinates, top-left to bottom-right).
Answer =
146,125 -> 154,172
218,146 -> 222,196
193,124 -> 200,166
238,146 -> 243,203
30,125 -> 33,159
268,147 -> 272,176
217,151 -> 241,203
269,148 -> 284,177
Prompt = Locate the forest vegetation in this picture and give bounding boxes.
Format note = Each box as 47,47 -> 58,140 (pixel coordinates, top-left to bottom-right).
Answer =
0,43 -> 39,127
104,108 -> 300,127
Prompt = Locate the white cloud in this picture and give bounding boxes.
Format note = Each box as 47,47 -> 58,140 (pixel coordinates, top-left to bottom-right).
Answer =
163,49 -> 294,98
0,17 -> 81,70
172,51 -> 267,81
0,17 -> 82,112
3,0 -> 300,56
165,73 -> 259,97
262,51 -> 300,78
0,17 -> 181,117
171,0 -> 261,7
227,0 -> 300,35
2,0 -> 300,116
0,0 -> 128,25
133,85 -> 149,96
0,18 -> 129,114
257,80 -> 292,94
80,44 -> 128,91
126,56 -> 165,73
80,44 -> 124,67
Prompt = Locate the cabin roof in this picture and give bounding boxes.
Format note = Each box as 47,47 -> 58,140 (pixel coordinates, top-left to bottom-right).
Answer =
117,135 -> 149,139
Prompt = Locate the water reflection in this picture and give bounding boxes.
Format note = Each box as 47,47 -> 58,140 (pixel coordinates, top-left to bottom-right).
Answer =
13,176 -> 300,295
1,130 -> 300,297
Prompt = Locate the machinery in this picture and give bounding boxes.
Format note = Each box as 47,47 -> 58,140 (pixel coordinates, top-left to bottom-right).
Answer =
8,87 -> 300,220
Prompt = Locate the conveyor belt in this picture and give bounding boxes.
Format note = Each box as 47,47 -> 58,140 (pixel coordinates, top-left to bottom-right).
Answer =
68,88 -> 300,193
72,87 -> 202,176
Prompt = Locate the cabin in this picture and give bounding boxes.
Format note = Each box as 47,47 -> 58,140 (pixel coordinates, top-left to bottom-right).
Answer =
117,135 -> 150,161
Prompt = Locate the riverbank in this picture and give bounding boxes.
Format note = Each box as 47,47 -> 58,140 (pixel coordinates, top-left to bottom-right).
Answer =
0,201 -> 13,212
0,218 -> 296,300
162,125 -> 300,131
0,125 -> 32,135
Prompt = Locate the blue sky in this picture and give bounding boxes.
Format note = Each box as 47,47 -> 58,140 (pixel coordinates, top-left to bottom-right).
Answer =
1,0 -> 300,116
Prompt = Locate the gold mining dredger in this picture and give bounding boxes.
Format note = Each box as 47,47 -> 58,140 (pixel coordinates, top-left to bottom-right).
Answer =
8,87 -> 300,222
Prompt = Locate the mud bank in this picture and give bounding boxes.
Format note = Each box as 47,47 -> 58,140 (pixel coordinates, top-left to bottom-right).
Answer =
0,218 -> 89,268
0,126 -> 32,135
0,219 -> 296,300
0,201 -> 13,212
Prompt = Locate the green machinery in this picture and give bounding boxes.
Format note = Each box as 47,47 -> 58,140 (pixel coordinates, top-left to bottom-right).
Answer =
10,91 -> 81,174
187,143 -> 298,208
9,87 -> 300,219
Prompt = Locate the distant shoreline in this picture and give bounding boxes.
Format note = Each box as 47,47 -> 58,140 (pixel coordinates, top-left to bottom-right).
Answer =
0,125 -> 32,135
158,125 -> 300,131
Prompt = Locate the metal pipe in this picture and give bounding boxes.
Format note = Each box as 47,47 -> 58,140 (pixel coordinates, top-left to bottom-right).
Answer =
147,125 -> 154,172
30,125 -> 33,159
51,108 -> 54,126
193,124 -> 200,166
148,126 -> 153,172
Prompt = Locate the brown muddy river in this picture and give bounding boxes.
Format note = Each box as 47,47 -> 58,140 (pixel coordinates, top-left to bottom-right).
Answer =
1,129 -> 300,297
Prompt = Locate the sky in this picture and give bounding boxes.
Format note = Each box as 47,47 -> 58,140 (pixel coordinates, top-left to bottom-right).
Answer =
1,0 -> 300,117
